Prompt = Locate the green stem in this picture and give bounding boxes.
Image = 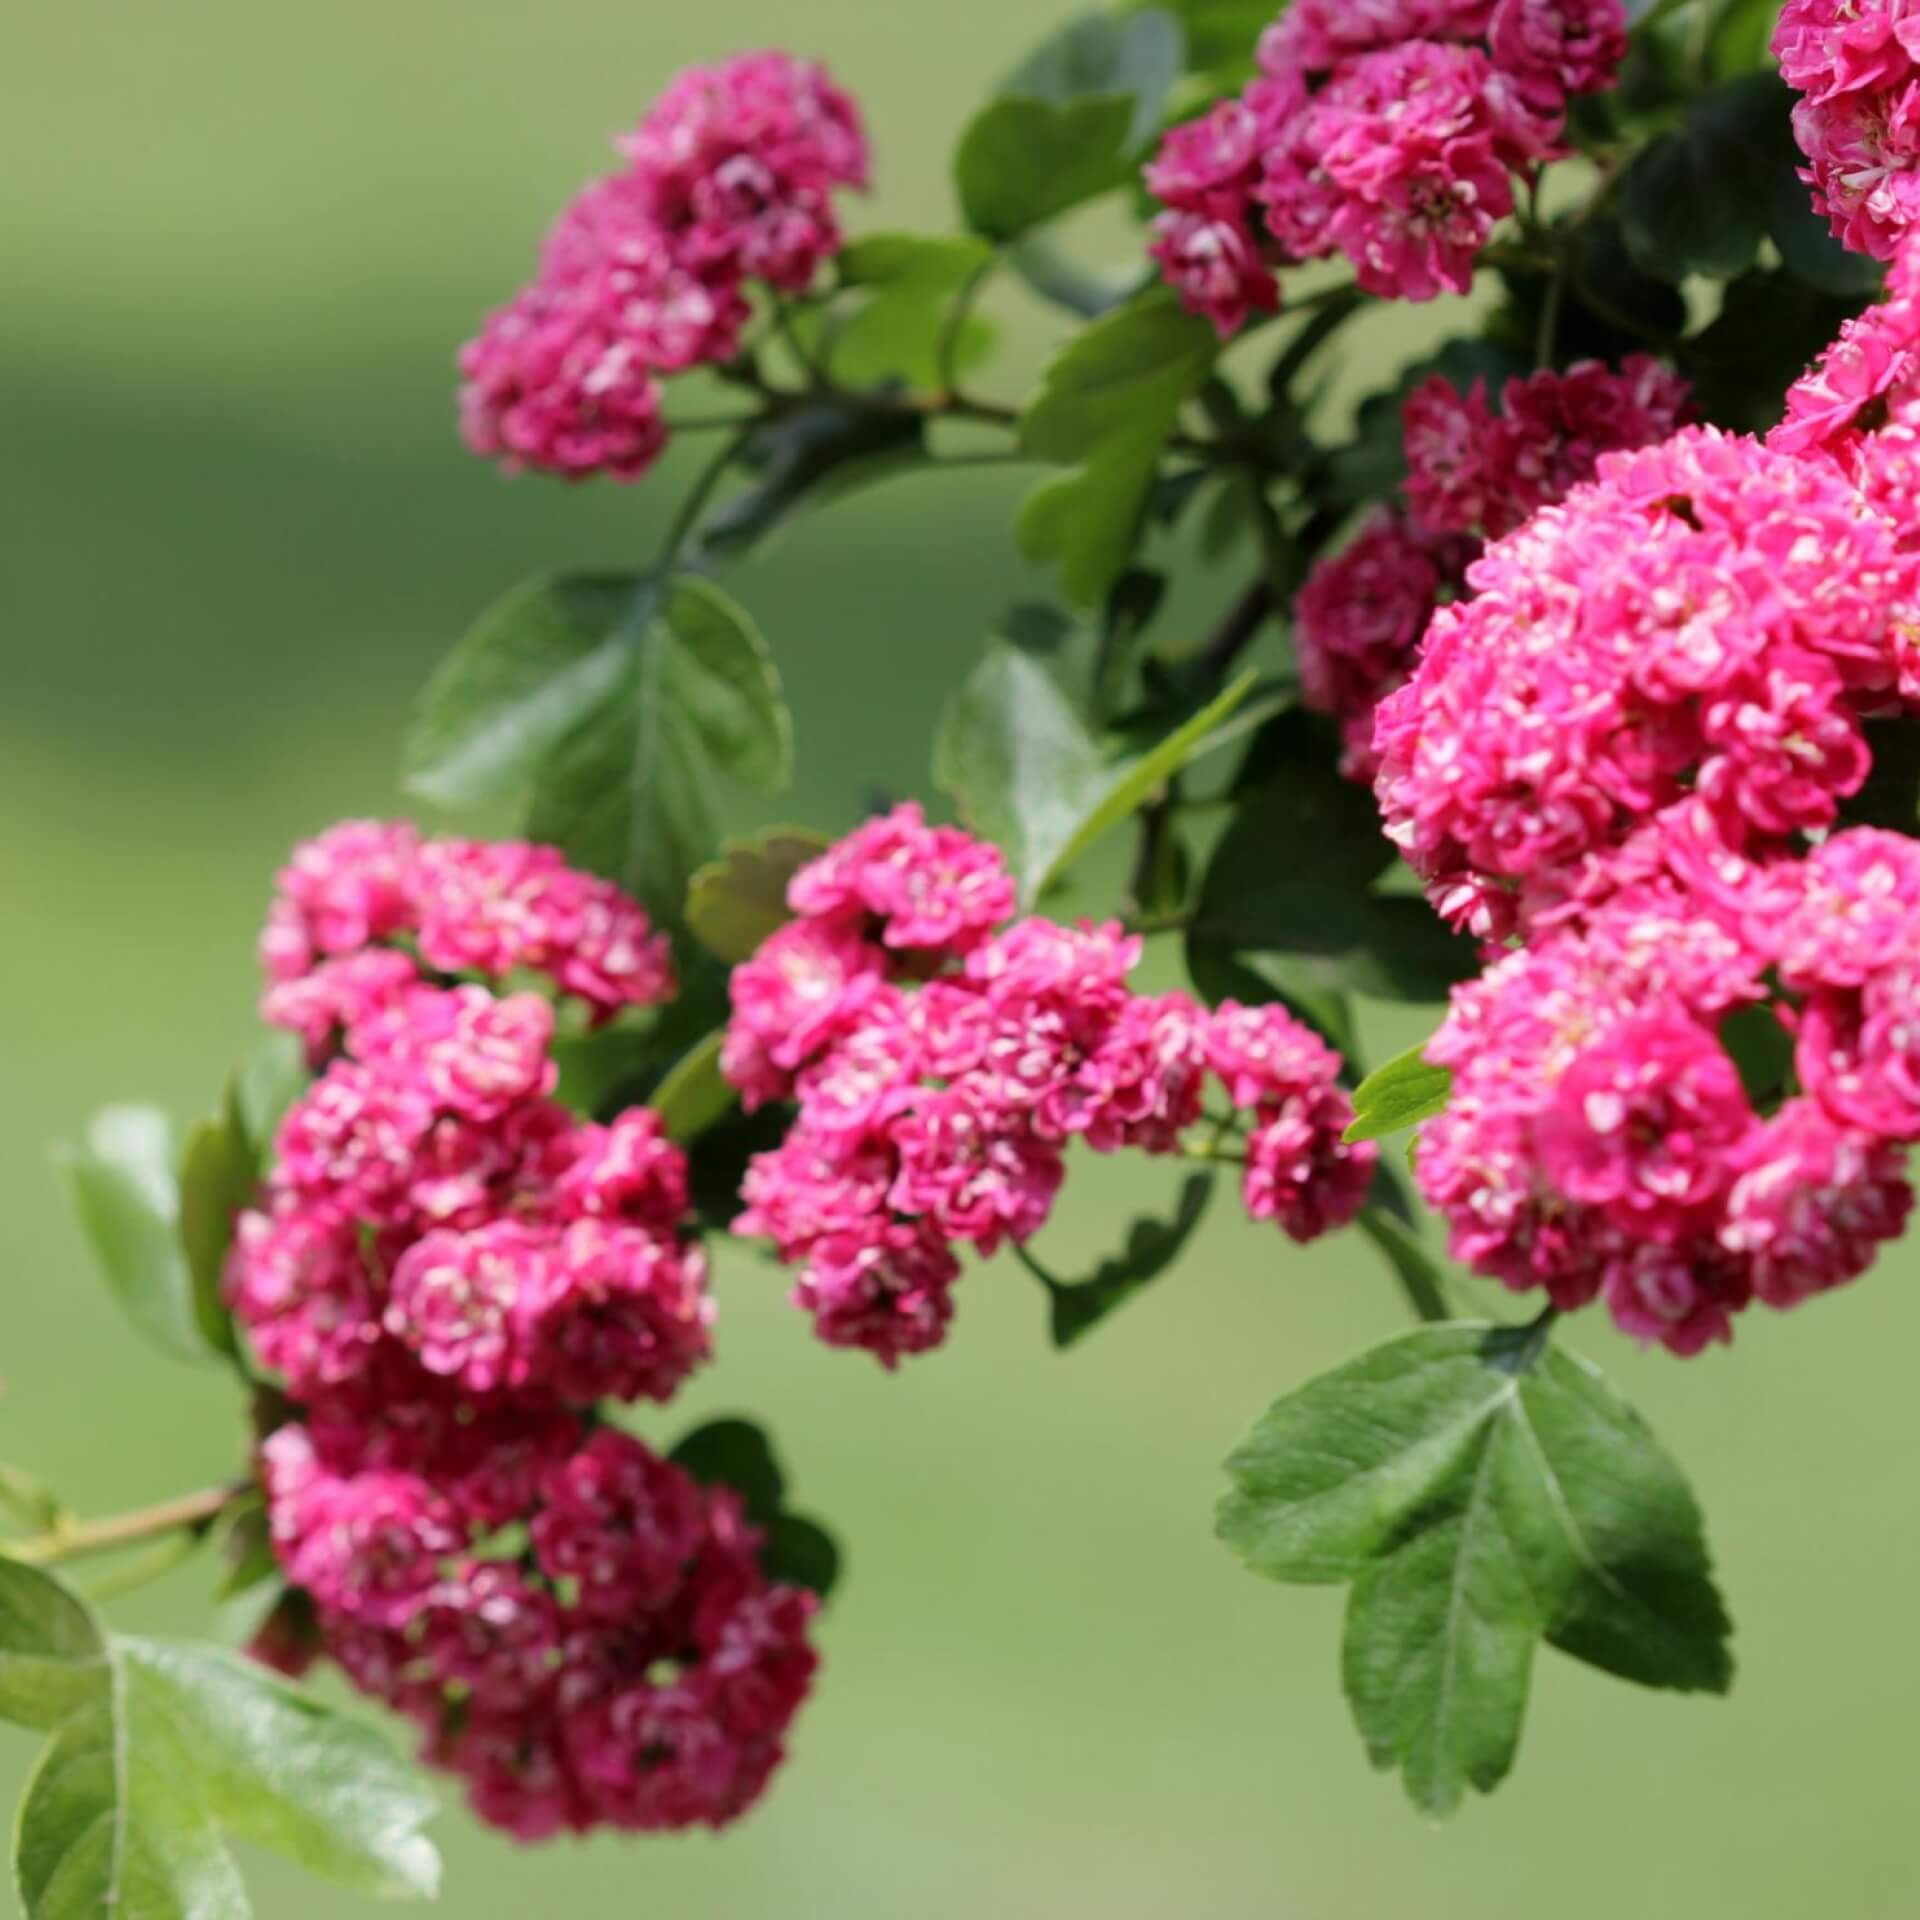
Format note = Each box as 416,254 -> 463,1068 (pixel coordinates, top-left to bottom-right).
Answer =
657,427 -> 753,570
1010,1241 -> 1065,1295
936,251 -> 1001,402
1357,1210 -> 1451,1326
9,1483 -> 247,1569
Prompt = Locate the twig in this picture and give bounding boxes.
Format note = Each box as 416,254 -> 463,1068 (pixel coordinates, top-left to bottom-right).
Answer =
8,1483 -> 248,1569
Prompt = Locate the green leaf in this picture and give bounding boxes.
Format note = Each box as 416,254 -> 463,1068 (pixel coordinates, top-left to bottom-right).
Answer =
1620,73 -> 1783,283
14,1630 -> 440,1918
1002,10 -> 1184,149
177,1100 -> 254,1359
57,1107 -> 208,1367
1346,1043 -> 1453,1144
1190,773 -> 1477,1005
669,1419 -> 785,1525
1146,0 -> 1271,76
1718,1004 -> 1795,1111
233,1033 -> 308,1158
955,11 -> 1183,240
1354,1205 -> 1452,1326
650,1031 -> 737,1147
685,827 -> 831,965
1015,290 -> 1217,603
834,233 -> 996,391
761,1516 -> 842,1602
1683,268 -> 1865,434
955,94 -> 1139,242
402,573 -> 641,808
701,401 -> 927,558
1043,1173 -> 1214,1348
668,1420 -> 843,1602
527,575 -> 792,926
1218,1326 -> 1733,1815
0,1559 -> 108,1733
936,641 -> 1255,904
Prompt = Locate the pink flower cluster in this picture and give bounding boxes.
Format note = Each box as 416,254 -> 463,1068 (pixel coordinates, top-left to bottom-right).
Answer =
261,820 -> 676,1052
1373,425 -> 1920,941
721,806 -> 1376,1363
459,51 -> 867,479
237,826 -> 819,1834
1777,0 -> 1920,259
1403,356 -> 1694,541
1394,261 -> 1920,1351
1294,357 -> 1691,781
262,1413 -> 816,1838
1417,835 -> 1917,1353
1145,0 -> 1627,327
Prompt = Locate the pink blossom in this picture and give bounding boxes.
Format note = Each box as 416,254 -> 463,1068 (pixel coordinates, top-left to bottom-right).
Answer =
385,1221 -> 544,1393
1293,509 -> 1446,779
786,803 -> 1016,955
356,985 -> 558,1123
1375,426 -> 1916,936
1790,82 -> 1920,260
1204,1001 -> 1346,1110
226,1203 -> 381,1397
263,1427 -> 463,1631
721,917 -> 891,1106
530,1427 -> 708,1621
555,1109 -> 691,1229
621,51 -> 868,291
263,821 -> 420,977
274,1062 -> 436,1223
888,1085 -> 1064,1252
262,948 -> 420,1064
1535,1012 -> 1754,1232
1149,204 -> 1283,337
530,1219 -> 713,1405
1488,0 -> 1629,97
1145,100 -> 1263,206
459,279 -> 673,482
793,1220 -> 961,1365
1722,1098 -> 1914,1308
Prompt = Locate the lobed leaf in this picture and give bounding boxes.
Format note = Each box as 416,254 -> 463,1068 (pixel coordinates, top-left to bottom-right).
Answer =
1043,1173 -> 1215,1348
936,641 -> 1255,904
1345,1044 -> 1453,1145
57,1108 -> 209,1367
685,827 -> 831,965
402,574 -> 640,808
1189,770 -> 1477,1006
1219,1326 -> 1733,1815
649,1031 -> 737,1147
834,233 -> 996,390
668,1419 -> 843,1602
1015,292 -> 1218,604
526,575 -> 792,928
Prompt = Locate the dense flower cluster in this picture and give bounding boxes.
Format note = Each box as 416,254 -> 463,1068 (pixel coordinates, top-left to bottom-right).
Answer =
722,806 -> 1376,1362
1777,0 -> 1920,259
263,1413 -> 816,1837
237,824 -> 819,1835
1294,356 -> 1691,780
1403,356 -> 1694,541
1146,0 -> 1628,326
1416,837 -> 1918,1352
1373,424 -> 1920,941
459,52 -> 867,479
1396,264 -> 1920,1350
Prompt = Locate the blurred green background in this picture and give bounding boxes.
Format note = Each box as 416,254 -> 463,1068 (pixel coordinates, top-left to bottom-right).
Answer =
5,4 -> 1919,1915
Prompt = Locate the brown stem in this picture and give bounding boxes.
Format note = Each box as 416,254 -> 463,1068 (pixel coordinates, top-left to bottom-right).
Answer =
8,1483 -> 247,1569
1197,576 -> 1276,683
